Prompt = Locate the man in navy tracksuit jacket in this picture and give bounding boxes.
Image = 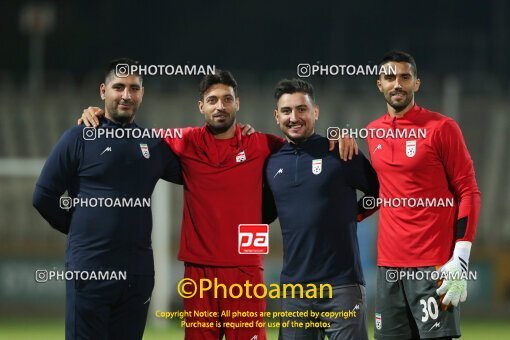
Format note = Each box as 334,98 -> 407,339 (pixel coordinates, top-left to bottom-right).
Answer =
265,79 -> 379,340
32,58 -> 182,339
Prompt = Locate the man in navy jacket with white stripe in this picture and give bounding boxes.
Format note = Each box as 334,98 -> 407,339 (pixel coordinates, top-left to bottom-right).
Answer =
33,58 -> 182,339
265,79 -> 378,340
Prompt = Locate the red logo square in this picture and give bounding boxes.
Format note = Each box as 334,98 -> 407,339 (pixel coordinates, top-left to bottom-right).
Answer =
238,224 -> 269,254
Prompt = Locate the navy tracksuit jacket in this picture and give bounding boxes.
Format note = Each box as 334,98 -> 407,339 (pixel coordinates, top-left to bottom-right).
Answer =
33,118 -> 182,275
265,133 -> 379,286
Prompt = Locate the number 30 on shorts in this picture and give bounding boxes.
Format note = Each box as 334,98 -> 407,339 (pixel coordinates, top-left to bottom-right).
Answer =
420,297 -> 439,322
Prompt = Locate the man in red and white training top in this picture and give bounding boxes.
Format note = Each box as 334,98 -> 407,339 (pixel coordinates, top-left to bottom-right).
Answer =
165,71 -> 282,340
367,51 -> 481,340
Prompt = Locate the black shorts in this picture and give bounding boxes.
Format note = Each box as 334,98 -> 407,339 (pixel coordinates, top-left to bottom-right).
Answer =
375,267 -> 460,340
66,274 -> 154,340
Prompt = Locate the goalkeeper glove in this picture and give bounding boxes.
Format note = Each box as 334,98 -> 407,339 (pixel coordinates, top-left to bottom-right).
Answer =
436,241 -> 471,307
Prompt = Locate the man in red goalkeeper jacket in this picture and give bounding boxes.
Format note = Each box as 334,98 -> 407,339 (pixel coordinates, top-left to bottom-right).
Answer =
367,51 -> 481,340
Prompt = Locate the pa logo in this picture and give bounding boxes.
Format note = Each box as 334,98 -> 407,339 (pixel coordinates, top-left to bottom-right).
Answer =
238,224 -> 269,254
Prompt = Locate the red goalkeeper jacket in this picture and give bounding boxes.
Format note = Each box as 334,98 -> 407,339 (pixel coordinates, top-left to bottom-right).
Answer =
366,104 -> 481,267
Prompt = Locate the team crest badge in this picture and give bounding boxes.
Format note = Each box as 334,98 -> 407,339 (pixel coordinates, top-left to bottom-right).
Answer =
236,150 -> 246,163
406,140 -> 416,158
140,143 -> 150,159
312,159 -> 322,175
375,313 -> 382,330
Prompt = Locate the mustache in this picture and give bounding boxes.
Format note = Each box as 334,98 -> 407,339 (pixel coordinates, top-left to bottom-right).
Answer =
287,122 -> 304,127
212,110 -> 229,117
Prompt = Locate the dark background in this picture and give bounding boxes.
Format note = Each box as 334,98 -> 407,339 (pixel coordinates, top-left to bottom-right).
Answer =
2,0 -> 509,85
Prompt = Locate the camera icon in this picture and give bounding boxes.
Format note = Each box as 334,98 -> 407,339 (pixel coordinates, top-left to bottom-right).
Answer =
297,63 -> 311,77
327,127 -> 340,141
60,197 -> 73,210
362,196 -> 376,210
386,269 -> 399,283
83,127 -> 97,140
115,63 -> 130,78
35,270 -> 48,283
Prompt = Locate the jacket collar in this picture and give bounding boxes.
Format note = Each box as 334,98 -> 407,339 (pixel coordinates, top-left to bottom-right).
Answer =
383,103 -> 421,123
282,133 -> 321,150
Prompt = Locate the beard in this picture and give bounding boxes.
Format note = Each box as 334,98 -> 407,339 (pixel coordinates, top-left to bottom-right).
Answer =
385,91 -> 414,112
107,101 -> 137,125
283,124 -> 313,144
284,133 -> 307,144
206,114 -> 236,135
109,112 -> 134,125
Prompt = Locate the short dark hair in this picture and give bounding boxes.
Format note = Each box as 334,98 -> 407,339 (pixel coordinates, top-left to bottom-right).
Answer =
105,57 -> 143,83
379,50 -> 418,78
274,78 -> 315,104
199,70 -> 238,98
